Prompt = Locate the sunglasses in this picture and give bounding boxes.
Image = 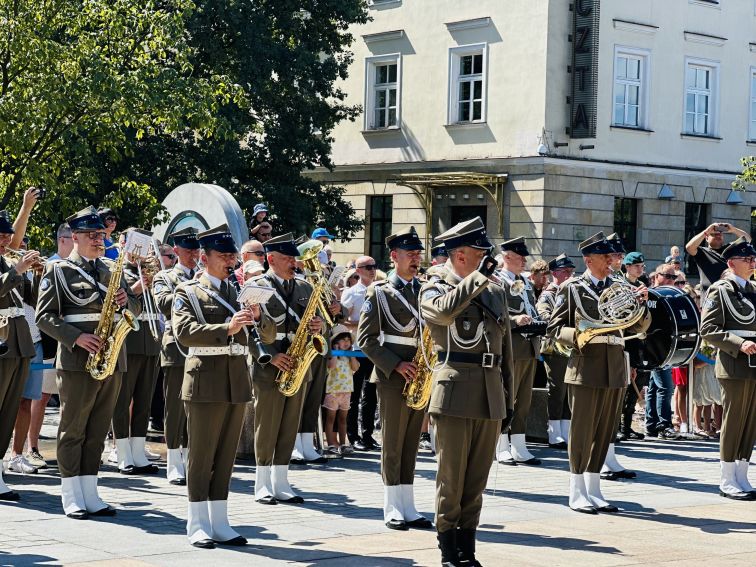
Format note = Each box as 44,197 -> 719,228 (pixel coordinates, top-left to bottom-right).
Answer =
358,264 -> 377,270
674,280 -> 686,285
162,253 -> 176,260
81,231 -> 106,240
731,256 -> 756,263
245,250 -> 265,256
104,216 -> 117,222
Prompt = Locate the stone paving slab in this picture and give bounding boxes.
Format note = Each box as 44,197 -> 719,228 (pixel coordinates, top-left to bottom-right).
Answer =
1,411 -> 755,566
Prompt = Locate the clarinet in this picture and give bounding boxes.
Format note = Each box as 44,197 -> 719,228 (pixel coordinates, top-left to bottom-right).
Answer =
227,267 -> 272,364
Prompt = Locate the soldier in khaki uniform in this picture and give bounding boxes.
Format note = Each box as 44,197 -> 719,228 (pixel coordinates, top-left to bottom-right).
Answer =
547,232 -> 650,514
172,224 -> 270,548
251,233 -> 323,505
536,254 -> 575,449
112,228 -> 161,475
152,227 -> 200,485
37,206 -> 139,519
0,210 -> 40,501
700,237 -> 756,501
357,227 -> 433,531
495,237 -> 542,466
420,217 -> 514,567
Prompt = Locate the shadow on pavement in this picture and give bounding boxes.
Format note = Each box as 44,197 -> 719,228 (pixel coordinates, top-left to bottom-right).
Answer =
0,550 -> 59,567
477,528 -> 622,555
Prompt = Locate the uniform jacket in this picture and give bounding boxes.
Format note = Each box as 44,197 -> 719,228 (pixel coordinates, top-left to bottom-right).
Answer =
250,270 -> 317,388
0,256 -> 38,358
700,276 -> 756,381
36,251 -> 140,372
152,265 -> 193,366
536,281 -> 559,356
546,271 -> 651,389
498,271 -> 540,360
357,275 -> 421,390
172,273 -> 273,403
420,269 -> 514,420
123,263 -> 161,356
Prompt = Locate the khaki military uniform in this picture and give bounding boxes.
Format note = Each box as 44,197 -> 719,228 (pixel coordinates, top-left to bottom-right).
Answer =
536,281 -> 570,422
700,277 -> 756,466
113,263 -> 161,441
36,252 -> 140,478
420,269 -> 513,533
547,272 -> 650,475
153,265 -> 194,450
251,271 -> 315,467
499,271 -> 541,435
358,275 -> 427,523
172,274 -> 270,503
0,257 -> 37,485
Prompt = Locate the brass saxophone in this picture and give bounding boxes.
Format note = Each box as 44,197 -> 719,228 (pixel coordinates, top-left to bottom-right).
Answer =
297,239 -> 336,326
85,253 -> 140,381
403,325 -> 437,410
276,278 -> 329,396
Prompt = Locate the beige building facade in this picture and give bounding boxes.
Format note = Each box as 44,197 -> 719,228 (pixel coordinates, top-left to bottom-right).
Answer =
312,0 -> 756,271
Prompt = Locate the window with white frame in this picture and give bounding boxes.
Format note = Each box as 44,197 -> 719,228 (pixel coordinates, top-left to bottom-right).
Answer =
364,55 -> 400,130
448,44 -> 487,124
749,68 -> 756,141
683,59 -> 719,136
612,48 -> 650,128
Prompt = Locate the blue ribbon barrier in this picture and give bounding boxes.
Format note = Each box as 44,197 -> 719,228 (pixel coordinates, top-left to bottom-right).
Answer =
331,350 -> 368,358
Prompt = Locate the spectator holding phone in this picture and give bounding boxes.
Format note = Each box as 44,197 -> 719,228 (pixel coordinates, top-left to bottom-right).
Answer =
686,223 -> 751,290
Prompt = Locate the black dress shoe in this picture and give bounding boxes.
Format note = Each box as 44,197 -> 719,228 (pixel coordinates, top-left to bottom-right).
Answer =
571,506 -> 598,515
169,477 -> 187,486
596,505 -> 619,513
216,536 -> 247,546
256,495 -> 278,505
353,441 -> 369,451
516,457 -> 541,466
277,495 -> 304,504
497,457 -> 517,466
386,519 -> 408,530
616,470 -> 637,479
600,471 -> 622,481
66,509 -> 89,520
119,465 -> 136,475
289,457 -> 306,465
548,442 -> 568,450
0,490 -> 20,502
720,490 -> 754,501
132,464 -> 159,474
305,456 -> 328,464
362,437 -> 381,450
90,505 -> 117,517
405,516 -> 433,529
192,539 -> 215,549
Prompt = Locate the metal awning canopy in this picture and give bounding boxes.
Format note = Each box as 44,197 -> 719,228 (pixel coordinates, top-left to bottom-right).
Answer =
388,172 -> 508,253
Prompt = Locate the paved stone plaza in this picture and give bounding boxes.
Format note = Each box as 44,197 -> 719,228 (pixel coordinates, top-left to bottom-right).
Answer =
1,410 -> 755,566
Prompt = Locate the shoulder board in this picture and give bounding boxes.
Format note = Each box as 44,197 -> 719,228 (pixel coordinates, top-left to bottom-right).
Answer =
373,280 -> 389,287
100,258 -> 116,268
558,276 -> 579,292
249,274 -> 269,284
709,279 -> 735,292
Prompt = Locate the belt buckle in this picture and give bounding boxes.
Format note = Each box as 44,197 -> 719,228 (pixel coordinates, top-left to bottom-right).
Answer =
482,353 -> 495,368
230,343 -> 242,356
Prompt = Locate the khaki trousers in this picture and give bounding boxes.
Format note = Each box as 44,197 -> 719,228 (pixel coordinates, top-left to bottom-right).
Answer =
112,354 -> 159,438
57,370 -> 121,477
253,381 -> 307,466
544,354 -> 571,420
719,379 -> 756,462
432,414 -> 499,533
568,385 -> 624,474
299,356 -> 328,432
377,383 -> 424,486
509,358 -> 536,434
163,365 -> 188,449
0,357 -> 30,458
185,401 -> 246,502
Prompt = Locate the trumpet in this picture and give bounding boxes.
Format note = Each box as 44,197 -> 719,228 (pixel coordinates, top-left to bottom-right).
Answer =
3,248 -> 47,272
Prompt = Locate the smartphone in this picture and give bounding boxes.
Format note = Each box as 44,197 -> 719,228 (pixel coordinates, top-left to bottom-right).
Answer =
716,223 -> 729,232
36,188 -> 46,199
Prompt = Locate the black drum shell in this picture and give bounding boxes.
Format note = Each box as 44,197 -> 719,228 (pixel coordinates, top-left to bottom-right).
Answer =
630,286 -> 700,370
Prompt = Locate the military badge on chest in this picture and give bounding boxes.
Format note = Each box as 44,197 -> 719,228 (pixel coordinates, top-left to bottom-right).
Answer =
462,319 -> 472,332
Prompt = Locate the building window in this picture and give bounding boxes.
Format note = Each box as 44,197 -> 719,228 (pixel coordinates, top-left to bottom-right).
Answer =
612,48 -> 650,129
448,44 -> 487,124
683,59 -> 719,136
749,68 -> 756,141
684,202 -> 709,275
365,55 -> 400,130
613,197 -> 638,251
368,196 -> 393,269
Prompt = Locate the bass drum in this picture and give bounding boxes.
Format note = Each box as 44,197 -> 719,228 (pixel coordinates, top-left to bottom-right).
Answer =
634,286 -> 701,370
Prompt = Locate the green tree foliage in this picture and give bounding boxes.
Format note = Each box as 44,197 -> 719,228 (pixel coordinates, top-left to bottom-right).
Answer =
734,156 -> 756,192
0,0 -> 237,246
96,0 -> 369,240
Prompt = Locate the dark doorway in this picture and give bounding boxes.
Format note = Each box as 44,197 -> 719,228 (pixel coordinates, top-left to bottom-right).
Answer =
450,205 -> 487,228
